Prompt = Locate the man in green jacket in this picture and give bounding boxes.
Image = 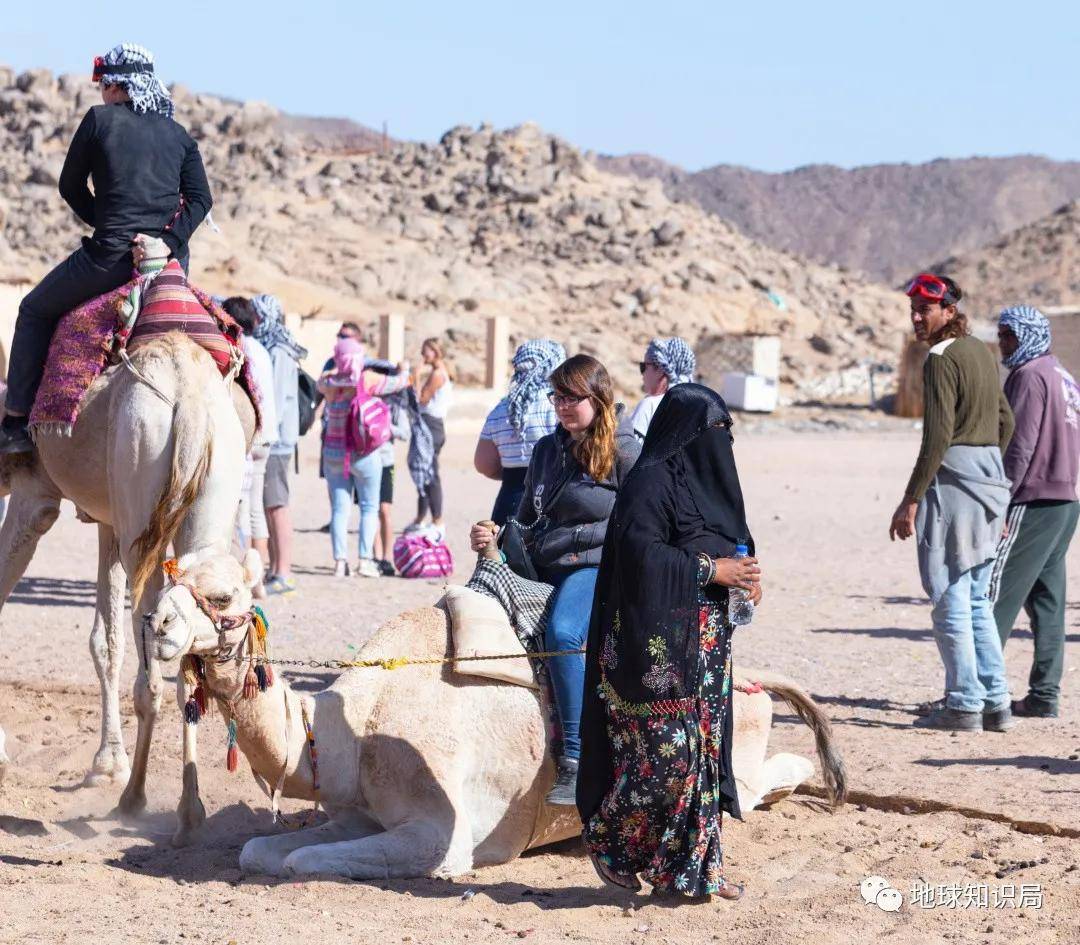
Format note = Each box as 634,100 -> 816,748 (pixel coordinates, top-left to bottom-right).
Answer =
890,274 -> 1015,732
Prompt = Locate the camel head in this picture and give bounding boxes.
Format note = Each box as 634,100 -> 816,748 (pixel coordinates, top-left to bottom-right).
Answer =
146,550 -> 263,699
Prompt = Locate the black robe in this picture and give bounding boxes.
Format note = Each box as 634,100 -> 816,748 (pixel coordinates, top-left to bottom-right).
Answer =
576,383 -> 754,825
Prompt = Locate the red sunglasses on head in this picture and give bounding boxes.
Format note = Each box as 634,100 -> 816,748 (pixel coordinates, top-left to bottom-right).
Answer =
905,273 -> 951,303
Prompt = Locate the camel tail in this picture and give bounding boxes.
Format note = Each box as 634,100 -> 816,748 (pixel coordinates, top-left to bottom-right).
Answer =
739,668 -> 848,808
129,371 -> 214,605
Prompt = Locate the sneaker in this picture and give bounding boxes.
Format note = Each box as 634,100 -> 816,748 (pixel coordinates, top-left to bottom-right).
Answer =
982,705 -> 1015,732
377,558 -> 396,577
403,521 -> 425,534
0,416 -> 33,455
356,558 -> 380,579
333,559 -> 350,578
1011,697 -> 1058,718
264,575 -> 297,597
912,706 -> 981,731
545,756 -> 579,806
425,523 -> 446,543
914,696 -> 946,717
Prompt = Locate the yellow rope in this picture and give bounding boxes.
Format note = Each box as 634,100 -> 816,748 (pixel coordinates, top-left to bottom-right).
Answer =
337,648 -> 585,671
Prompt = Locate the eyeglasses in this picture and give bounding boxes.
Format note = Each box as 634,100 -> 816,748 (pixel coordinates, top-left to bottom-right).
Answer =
905,273 -> 950,303
547,391 -> 585,408
639,361 -> 660,375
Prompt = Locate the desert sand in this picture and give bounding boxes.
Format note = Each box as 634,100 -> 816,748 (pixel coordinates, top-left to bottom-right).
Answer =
0,416 -> 1077,945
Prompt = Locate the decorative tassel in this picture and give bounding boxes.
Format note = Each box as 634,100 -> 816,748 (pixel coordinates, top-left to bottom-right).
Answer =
162,558 -> 183,584
194,684 -> 207,716
252,606 -> 269,644
181,654 -> 199,689
226,719 -> 238,773
243,661 -> 258,700
254,663 -> 270,692
183,695 -> 200,725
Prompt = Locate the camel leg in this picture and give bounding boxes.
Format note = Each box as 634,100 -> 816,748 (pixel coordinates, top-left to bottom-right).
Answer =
84,524 -> 130,787
282,813 -> 476,880
115,565 -> 165,817
170,674 -> 207,846
0,480 -> 62,781
240,811 -> 383,876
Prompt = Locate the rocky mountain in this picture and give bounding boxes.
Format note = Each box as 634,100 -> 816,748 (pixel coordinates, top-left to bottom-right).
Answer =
0,65 -> 907,399
598,153 -> 1080,286
932,199 -> 1080,317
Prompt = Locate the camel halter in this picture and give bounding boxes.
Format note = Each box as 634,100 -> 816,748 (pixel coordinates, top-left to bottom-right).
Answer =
163,559 -> 317,823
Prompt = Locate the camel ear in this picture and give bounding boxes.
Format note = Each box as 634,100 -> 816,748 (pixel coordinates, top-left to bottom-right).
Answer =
240,549 -> 262,590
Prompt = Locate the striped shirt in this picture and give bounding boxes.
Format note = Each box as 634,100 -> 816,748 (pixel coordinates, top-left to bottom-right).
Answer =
480,395 -> 559,468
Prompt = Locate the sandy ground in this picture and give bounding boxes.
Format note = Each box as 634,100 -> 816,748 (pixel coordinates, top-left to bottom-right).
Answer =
0,417 -> 1077,944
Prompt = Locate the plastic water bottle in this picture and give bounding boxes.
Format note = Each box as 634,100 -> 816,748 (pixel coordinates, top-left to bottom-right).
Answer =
727,544 -> 755,626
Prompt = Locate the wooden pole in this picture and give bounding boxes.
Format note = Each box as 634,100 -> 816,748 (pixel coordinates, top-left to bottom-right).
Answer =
379,312 -> 405,363
485,315 -> 509,390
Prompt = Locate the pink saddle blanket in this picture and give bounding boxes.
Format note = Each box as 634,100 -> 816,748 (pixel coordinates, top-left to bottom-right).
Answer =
29,262 -> 258,435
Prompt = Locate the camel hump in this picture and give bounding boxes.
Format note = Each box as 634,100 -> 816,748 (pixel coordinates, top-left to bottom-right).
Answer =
354,604 -> 453,665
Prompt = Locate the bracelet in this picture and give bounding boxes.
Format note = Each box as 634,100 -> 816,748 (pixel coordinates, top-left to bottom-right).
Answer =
697,552 -> 716,587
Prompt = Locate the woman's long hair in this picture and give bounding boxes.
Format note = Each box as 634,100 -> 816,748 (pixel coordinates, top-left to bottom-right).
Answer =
421,336 -> 454,381
550,354 -> 617,482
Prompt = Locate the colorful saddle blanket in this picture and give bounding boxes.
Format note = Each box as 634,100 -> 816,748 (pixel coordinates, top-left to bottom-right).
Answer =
30,260 -> 253,435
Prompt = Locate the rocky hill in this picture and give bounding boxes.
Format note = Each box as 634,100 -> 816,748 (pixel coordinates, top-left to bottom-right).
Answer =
598,153 -> 1080,286
0,65 -> 907,399
932,199 -> 1080,317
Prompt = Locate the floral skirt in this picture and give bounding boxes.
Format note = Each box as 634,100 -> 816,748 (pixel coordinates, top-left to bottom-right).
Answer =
582,603 -> 733,897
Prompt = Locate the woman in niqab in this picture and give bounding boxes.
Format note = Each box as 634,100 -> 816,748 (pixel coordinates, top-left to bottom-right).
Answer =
576,384 -> 762,901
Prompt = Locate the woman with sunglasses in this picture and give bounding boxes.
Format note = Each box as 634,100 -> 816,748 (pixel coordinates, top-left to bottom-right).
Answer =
630,336 -> 696,441
470,354 -> 641,804
890,273 -> 1016,732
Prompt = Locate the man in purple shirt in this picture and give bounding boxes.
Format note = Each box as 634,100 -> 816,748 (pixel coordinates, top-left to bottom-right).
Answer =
990,305 -> 1080,718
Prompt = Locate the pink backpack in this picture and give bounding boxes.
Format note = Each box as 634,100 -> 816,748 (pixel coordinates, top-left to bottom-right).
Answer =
393,534 -> 454,579
346,386 -> 391,460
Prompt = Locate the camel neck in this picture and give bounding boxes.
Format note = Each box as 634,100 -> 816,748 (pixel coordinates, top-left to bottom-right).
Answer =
215,680 -> 317,802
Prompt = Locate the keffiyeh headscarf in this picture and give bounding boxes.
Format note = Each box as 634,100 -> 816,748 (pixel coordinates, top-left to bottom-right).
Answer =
95,44 -> 174,119
999,305 -> 1052,370
328,337 -> 365,387
251,294 -> 308,361
507,339 -> 566,436
644,336 -> 696,386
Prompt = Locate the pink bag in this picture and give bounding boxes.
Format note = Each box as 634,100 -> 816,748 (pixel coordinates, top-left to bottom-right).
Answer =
393,534 -> 454,579
346,386 -> 391,459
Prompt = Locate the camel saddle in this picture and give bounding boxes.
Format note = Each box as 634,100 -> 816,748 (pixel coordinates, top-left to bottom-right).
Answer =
30,260 -> 255,436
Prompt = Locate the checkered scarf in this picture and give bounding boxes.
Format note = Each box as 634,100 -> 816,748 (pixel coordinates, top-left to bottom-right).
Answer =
507,339 -> 565,437
251,294 -> 307,361
645,336 -> 696,385
999,305 -> 1052,370
383,387 -> 436,496
97,44 -> 173,119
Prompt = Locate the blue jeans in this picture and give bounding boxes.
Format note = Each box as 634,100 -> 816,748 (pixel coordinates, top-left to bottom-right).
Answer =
930,560 -> 1010,713
543,567 -> 598,761
326,451 -> 382,562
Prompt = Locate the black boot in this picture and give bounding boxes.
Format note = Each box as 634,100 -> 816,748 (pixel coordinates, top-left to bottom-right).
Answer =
0,415 -> 33,454
546,756 -> 579,806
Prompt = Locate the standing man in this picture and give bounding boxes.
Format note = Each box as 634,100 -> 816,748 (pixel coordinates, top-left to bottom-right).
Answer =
889,274 -> 1015,732
629,337 -> 695,441
990,305 -> 1080,718
253,294 -> 306,598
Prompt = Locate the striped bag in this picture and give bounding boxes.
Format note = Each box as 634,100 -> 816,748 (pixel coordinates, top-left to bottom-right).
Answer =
393,534 -> 454,579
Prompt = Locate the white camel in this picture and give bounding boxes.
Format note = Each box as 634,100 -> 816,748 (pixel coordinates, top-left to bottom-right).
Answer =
146,551 -> 847,879
0,332 -> 252,844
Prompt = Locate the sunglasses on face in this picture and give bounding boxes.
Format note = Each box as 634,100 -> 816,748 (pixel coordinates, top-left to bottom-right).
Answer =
547,391 -> 586,408
639,361 -> 660,375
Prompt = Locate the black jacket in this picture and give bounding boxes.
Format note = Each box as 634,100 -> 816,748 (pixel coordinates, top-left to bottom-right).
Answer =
516,407 -> 641,578
58,103 -> 212,262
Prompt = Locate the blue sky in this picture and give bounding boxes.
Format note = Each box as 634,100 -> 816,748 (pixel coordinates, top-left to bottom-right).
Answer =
4,1 -> 1078,172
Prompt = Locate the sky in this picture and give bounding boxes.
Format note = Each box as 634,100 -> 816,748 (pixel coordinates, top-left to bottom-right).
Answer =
4,1 -> 1079,173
